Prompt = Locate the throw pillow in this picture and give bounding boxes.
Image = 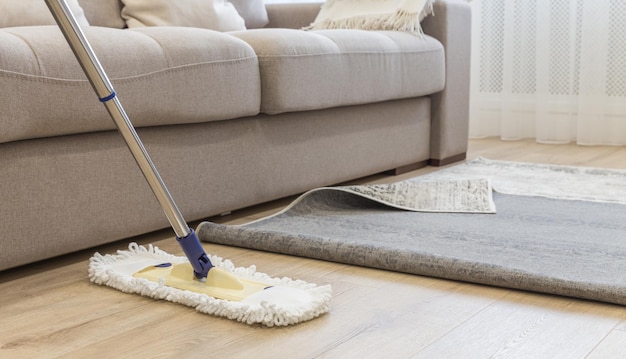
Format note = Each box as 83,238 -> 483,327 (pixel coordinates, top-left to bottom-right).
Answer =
229,0 -> 269,29
306,0 -> 435,35
121,0 -> 246,31
0,0 -> 90,28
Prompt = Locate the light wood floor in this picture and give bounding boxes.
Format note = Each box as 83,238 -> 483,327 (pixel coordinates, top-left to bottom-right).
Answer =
2,138 -> 626,358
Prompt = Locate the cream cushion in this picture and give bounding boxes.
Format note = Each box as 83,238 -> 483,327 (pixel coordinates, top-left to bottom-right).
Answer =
0,0 -> 90,27
229,0 -> 269,29
121,0 -> 246,31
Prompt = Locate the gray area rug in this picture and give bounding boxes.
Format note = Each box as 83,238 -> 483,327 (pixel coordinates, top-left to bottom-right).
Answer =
197,158 -> 626,305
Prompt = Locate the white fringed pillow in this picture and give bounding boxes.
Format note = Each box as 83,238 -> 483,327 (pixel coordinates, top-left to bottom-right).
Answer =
0,0 -> 90,28
306,0 -> 435,35
121,0 -> 246,31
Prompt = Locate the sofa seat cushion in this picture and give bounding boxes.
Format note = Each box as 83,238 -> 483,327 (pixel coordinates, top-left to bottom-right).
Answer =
230,28 -> 445,114
0,26 -> 260,144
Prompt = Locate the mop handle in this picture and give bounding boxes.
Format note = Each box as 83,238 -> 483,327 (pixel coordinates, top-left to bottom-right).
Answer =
45,0 -> 213,278
44,0 -> 189,238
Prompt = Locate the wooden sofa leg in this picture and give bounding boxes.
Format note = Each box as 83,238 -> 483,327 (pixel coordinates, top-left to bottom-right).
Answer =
386,160 -> 429,176
428,152 -> 467,167
386,152 -> 467,176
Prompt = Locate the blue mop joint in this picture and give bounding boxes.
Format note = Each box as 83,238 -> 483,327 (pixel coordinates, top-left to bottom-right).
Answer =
177,229 -> 213,279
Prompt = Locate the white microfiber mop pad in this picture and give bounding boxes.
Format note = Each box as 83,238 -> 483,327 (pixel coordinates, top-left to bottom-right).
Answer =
88,243 -> 332,326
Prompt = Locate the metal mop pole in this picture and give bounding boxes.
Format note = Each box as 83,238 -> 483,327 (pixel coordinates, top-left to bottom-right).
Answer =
44,0 -> 213,278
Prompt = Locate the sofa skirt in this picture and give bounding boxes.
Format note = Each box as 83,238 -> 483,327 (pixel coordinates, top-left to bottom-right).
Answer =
0,97 -> 430,270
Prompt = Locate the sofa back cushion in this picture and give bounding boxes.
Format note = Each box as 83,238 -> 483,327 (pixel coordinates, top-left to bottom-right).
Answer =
0,0 -> 267,30
78,0 -> 126,29
0,0 -> 90,27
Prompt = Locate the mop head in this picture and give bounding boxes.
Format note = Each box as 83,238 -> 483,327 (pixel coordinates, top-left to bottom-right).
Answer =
88,243 -> 332,326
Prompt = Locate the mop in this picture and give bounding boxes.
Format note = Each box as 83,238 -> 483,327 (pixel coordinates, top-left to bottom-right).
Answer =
45,0 -> 331,326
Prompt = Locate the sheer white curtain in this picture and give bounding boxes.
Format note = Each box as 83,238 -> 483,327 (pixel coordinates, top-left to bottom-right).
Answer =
470,0 -> 626,145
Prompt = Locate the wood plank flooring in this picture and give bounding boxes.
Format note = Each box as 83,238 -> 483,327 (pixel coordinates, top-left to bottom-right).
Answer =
2,138 -> 626,358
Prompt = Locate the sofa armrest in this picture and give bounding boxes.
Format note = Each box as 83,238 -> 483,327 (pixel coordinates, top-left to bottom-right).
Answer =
422,0 -> 472,165
265,2 -> 323,29
263,0 -> 471,165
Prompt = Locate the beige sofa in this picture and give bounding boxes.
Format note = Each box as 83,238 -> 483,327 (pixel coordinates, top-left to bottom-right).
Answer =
0,0 -> 471,270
